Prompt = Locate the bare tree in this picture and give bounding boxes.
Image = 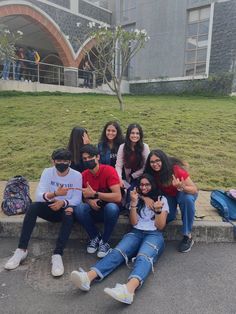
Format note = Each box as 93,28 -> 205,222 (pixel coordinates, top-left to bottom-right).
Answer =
81,23 -> 149,111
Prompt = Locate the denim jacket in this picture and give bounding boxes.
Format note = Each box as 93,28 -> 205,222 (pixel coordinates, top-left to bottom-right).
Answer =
98,142 -> 111,165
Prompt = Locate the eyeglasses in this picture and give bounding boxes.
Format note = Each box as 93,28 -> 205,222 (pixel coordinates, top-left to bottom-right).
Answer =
140,183 -> 151,188
150,159 -> 161,165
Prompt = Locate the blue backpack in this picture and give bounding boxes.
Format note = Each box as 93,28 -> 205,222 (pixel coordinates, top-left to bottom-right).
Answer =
210,190 -> 236,236
1,176 -> 32,216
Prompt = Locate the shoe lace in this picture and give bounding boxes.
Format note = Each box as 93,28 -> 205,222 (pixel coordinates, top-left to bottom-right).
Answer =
99,241 -> 110,252
89,235 -> 100,247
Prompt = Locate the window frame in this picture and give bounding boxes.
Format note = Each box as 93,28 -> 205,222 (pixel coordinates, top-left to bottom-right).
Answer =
184,6 -> 211,77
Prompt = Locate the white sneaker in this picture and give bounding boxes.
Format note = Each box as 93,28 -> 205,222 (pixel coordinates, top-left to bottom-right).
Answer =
104,283 -> 134,304
51,254 -> 64,277
70,270 -> 90,291
4,248 -> 28,270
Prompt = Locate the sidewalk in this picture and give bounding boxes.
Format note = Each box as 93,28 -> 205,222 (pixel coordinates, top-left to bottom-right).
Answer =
0,181 -> 234,242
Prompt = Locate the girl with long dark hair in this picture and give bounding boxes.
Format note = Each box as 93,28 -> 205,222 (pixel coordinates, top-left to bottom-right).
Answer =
67,126 -> 90,172
98,121 -> 124,167
145,149 -> 198,253
115,123 -> 150,192
70,173 -> 169,305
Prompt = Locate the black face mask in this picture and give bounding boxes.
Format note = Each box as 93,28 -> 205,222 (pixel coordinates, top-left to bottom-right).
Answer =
83,159 -> 97,170
55,163 -> 70,173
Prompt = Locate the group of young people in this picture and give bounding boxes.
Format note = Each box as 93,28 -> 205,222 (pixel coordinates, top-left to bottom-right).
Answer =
4,121 -> 198,305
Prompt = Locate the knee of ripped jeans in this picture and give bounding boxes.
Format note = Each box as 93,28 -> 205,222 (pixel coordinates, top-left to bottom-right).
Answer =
113,247 -> 130,267
132,253 -> 155,273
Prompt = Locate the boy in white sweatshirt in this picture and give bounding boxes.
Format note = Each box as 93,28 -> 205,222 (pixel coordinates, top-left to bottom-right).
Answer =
5,148 -> 82,277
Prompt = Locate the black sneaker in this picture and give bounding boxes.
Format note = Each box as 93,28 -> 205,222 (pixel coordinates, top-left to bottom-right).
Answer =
97,240 -> 110,258
87,234 -> 101,254
178,236 -> 194,253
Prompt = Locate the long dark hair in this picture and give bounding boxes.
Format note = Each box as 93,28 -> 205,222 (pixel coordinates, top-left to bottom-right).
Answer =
135,173 -> 161,217
99,121 -> 124,152
67,126 -> 88,164
123,123 -> 144,169
145,149 -> 186,185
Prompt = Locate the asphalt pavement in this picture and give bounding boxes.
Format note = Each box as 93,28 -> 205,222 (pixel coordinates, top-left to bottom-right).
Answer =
0,238 -> 236,314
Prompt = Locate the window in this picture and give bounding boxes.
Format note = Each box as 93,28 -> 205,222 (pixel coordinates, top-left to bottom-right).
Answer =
185,7 -> 210,76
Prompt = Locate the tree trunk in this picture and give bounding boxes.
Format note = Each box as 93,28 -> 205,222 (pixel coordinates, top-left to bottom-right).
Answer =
117,88 -> 124,111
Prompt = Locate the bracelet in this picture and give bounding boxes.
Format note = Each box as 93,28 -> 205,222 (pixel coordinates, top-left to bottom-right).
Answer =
177,186 -> 184,192
130,205 -> 137,209
154,210 -> 162,215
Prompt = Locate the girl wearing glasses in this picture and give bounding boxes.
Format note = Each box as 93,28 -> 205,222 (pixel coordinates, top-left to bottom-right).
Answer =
70,173 -> 169,305
145,149 -> 198,253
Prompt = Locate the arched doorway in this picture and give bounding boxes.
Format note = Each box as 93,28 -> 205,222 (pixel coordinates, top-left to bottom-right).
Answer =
0,3 -> 75,67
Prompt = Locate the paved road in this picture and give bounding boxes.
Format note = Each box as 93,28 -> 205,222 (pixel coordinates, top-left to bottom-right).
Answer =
0,239 -> 236,314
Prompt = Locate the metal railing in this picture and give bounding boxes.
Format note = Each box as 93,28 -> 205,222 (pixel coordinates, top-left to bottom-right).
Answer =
0,59 -> 97,89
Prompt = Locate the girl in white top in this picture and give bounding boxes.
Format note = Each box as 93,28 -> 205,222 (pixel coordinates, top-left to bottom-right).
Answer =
70,173 -> 169,305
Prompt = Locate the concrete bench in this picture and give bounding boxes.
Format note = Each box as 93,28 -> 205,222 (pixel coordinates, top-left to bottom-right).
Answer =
0,182 -> 234,242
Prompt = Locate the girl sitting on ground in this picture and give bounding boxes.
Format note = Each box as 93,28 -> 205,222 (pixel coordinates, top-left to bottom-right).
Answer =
98,121 -> 124,167
67,126 -> 90,173
70,173 -> 169,305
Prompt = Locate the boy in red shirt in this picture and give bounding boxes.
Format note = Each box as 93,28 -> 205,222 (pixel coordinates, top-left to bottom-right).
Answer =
74,145 -> 122,257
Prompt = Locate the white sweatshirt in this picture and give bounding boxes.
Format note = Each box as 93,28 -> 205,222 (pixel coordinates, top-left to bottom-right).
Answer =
35,167 -> 82,206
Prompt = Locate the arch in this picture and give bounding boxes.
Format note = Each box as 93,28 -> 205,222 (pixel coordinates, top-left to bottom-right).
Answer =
0,2 -> 76,67
75,38 -> 96,68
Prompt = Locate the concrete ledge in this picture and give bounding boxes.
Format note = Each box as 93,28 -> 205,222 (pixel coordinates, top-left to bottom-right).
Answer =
0,184 -> 234,243
0,214 -> 234,243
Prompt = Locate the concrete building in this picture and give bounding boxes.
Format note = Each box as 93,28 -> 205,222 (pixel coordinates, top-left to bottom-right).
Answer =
1,0 -> 236,94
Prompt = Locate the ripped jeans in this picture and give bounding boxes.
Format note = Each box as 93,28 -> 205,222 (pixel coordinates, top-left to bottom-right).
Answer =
91,228 -> 165,286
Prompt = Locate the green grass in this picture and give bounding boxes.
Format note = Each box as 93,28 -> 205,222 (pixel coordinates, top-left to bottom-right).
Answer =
0,92 -> 236,190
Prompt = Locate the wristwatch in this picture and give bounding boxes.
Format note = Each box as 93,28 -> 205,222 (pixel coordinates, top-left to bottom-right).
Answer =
154,210 -> 162,215
94,192 -> 99,199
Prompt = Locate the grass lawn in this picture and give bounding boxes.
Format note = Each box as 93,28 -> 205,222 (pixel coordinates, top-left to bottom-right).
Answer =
0,92 -> 235,190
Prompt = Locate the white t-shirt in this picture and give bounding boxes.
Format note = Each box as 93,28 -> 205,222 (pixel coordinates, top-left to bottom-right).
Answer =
35,167 -> 82,206
134,196 -> 169,231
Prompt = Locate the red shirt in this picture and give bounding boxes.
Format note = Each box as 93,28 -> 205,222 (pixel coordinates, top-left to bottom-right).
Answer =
155,165 -> 189,196
82,164 -> 120,192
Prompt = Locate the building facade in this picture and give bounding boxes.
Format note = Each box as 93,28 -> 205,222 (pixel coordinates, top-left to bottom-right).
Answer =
113,0 -> 236,94
0,0 -> 236,93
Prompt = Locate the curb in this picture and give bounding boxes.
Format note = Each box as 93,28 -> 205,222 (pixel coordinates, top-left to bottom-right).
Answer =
0,215 -> 235,243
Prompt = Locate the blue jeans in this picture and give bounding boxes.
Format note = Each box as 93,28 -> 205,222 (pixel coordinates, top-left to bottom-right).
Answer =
18,202 -> 76,255
166,192 -> 198,235
91,228 -> 165,286
14,61 -> 21,80
74,202 -> 120,242
2,59 -> 11,80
